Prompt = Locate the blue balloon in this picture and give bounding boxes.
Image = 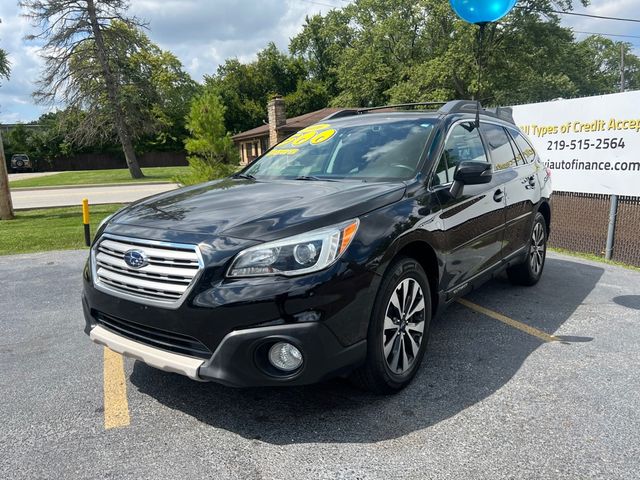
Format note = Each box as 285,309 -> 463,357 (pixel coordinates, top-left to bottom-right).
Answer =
450,0 -> 517,24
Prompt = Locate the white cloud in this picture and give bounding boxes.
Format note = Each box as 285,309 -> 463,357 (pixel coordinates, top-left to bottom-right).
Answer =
127,0 -> 333,80
562,0 -> 640,49
1,0 -> 637,123
0,0 -> 339,122
0,2 -> 48,122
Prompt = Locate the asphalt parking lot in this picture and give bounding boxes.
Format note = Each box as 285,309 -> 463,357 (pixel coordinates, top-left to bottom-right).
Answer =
1,250 -> 639,479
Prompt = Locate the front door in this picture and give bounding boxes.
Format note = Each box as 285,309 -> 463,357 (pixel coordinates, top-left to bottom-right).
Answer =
434,121 -> 506,291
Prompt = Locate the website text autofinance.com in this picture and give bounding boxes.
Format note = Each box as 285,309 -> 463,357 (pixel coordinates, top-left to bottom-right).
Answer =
544,159 -> 640,172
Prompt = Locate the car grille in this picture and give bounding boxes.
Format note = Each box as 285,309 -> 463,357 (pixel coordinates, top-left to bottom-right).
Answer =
95,311 -> 212,359
93,234 -> 202,307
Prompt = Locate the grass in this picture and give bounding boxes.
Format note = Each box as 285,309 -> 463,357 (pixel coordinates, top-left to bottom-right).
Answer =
0,204 -> 123,256
549,247 -> 640,272
8,166 -> 190,189
3,206 -> 639,269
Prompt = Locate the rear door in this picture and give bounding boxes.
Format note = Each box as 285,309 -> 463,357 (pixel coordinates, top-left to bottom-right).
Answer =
504,127 -> 540,259
478,122 -> 529,261
434,121 -> 506,291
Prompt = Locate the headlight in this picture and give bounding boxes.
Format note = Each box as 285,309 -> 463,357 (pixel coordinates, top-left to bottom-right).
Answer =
227,219 -> 359,277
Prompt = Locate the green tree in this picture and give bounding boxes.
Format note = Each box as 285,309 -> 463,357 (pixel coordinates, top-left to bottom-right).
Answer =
3,124 -> 31,166
388,6 -> 590,105
289,10 -> 353,97
21,0 -> 151,178
178,89 -> 238,186
289,0 -> 604,107
67,21 -> 198,153
2,111 -> 85,169
0,46 -> 8,80
284,79 -> 330,118
574,36 -> 640,93
207,43 -> 311,133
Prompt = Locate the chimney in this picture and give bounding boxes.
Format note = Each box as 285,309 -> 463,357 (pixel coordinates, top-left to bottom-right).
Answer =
267,95 -> 286,147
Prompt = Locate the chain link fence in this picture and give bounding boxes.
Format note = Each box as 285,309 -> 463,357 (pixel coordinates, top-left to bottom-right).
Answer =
550,192 -> 640,267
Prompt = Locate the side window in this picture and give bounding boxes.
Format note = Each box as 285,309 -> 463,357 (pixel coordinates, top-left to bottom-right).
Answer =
480,123 -> 518,171
434,122 -> 488,184
509,129 -> 537,164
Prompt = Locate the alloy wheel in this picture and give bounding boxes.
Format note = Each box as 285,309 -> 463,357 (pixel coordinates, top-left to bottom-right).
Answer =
529,222 -> 545,276
382,278 -> 426,375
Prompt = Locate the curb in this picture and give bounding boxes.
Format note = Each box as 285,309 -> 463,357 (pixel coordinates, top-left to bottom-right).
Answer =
13,202 -> 127,212
10,181 -> 179,191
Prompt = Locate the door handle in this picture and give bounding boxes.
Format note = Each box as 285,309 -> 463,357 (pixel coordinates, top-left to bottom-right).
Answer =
493,189 -> 504,202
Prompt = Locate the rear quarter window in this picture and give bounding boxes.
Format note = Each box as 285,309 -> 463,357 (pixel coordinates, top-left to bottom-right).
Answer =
480,123 -> 518,171
509,129 -> 537,164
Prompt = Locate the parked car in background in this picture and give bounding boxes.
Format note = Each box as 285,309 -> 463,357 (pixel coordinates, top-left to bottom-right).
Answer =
83,100 -> 552,394
10,154 -> 34,172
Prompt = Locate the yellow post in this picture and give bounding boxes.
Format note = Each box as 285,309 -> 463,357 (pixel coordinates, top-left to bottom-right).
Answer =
82,198 -> 91,246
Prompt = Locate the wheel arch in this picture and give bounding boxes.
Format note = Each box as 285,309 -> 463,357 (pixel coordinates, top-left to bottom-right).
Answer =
385,239 -> 441,318
538,200 -> 551,234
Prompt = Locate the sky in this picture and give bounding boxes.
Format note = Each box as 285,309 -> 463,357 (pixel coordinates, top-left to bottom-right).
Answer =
0,0 -> 639,123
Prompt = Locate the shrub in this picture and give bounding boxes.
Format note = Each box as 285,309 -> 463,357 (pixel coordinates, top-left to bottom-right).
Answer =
174,157 -> 238,186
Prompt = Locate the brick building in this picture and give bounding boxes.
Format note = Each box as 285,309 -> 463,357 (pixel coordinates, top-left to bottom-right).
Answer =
231,96 -> 342,165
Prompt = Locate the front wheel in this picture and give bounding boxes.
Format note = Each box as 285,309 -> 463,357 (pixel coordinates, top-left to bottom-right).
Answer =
507,212 -> 547,286
351,257 -> 431,394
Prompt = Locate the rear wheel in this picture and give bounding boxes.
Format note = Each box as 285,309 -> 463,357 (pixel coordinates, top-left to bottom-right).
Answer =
351,257 -> 431,394
507,212 -> 547,286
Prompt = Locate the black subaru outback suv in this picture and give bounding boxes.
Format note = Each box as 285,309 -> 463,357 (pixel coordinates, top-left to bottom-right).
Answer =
83,100 -> 552,393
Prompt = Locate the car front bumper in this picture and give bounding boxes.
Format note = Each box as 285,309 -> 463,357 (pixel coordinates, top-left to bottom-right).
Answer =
87,315 -> 366,386
82,257 -> 377,387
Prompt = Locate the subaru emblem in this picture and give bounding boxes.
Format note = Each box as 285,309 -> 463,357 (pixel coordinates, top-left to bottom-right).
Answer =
123,249 -> 148,269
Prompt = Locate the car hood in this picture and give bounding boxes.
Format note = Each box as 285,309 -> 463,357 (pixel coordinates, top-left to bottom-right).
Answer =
111,177 -> 406,240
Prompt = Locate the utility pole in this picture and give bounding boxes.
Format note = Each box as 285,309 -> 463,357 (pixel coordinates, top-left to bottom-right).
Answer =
620,43 -> 625,92
605,44 -> 625,260
0,129 -> 14,220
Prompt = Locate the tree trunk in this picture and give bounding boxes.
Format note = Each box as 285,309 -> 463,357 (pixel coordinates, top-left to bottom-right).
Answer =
0,130 -> 15,220
86,0 -> 144,179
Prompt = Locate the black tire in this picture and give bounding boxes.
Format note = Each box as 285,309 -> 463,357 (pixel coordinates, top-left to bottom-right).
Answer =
351,256 -> 432,394
507,212 -> 547,286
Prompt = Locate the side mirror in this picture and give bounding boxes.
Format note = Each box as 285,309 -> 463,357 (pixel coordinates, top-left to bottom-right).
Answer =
450,161 -> 492,198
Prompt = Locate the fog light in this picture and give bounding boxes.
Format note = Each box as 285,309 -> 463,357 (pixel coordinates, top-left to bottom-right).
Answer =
268,342 -> 303,372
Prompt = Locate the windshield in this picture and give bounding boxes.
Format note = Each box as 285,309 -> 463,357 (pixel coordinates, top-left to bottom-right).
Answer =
244,118 -> 436,181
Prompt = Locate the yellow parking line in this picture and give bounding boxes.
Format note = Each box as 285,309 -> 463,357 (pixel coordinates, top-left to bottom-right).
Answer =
457,298 -> 560,343
103,347 -> 130,429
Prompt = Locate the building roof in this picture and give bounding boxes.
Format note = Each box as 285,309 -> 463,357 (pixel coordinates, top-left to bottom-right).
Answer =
231,107 -> 344,142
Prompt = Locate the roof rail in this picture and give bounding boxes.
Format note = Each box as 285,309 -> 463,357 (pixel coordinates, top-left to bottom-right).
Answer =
321,103 -> 446,120
438,100 -> 516,124
438,100 -> 480,115
325,100 -> 515,124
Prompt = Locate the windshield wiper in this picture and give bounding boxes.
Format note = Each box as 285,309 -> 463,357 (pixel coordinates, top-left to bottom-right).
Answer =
294,175 -> 338,182
233,172 -> 256,180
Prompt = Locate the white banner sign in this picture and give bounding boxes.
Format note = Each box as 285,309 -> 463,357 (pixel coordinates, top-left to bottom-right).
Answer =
511,91 -> 640,197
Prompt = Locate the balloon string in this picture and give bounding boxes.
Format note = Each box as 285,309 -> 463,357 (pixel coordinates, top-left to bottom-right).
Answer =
476,22 -> 486,102
475,22 -> 487,128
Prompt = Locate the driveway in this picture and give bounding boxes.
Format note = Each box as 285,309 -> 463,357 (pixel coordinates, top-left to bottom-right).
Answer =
11,183 -> 180,209
0,251 -> 638,479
